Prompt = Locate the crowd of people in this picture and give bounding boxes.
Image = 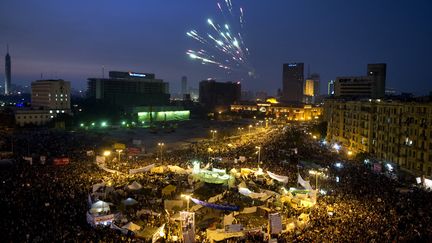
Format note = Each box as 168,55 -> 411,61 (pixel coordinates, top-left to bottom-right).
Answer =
1,121 -> 432,242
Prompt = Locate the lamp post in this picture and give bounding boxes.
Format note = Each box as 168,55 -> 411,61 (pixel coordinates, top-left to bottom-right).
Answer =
181,194 -> 192,211
248,125 -> 252,134
309,170 -> 324,190
255,146 -> 261,167
116,149 -> 123,162
210,130 -> 217,140
158,142 -> 164,161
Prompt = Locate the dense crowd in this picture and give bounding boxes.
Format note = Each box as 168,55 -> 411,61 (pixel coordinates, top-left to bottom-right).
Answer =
0,123 -> 432,242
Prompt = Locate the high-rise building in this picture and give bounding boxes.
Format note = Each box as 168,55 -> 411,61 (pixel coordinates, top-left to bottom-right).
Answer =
4,45 -> 11,95
310,73 -> 320,97
325,98 -> 432,177
367,63 -> 386,97
282,63 -> 304,103
181,76 -> 188,97
31,79 -> 71,110
87,71 -> 170,108
199,80 -> 241,111
328,80 -> 335,96
304,79 -> 315,97
334,63 -> 386,98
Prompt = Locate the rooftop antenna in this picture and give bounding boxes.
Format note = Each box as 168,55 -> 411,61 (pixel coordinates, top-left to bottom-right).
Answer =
6,44 -> 9,53
102,65 -> 105,78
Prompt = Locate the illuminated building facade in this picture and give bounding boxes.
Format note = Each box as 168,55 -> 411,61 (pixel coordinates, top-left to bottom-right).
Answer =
134,106 -> 190,122
87,71 -> 170,108
231,102 -> 322,121
31,79 -> 71,110
325,98 -> 432,177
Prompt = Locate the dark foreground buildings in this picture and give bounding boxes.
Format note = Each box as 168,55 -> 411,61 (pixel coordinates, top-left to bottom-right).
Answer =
87,71 -> 170,108
199,80 -> 241,112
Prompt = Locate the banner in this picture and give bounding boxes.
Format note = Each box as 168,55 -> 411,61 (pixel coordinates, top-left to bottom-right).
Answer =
129,164 -> 155,174
191,198 -> 240,211
267,171 -> 288,183
269,213 -> 282,234
53,157 -> 69,166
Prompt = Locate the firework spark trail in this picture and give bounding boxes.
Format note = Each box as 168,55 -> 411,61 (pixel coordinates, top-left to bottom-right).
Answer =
186,0 -> 254,75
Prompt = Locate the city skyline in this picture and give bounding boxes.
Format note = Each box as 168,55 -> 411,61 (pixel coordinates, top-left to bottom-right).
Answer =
1,0 -> 432,95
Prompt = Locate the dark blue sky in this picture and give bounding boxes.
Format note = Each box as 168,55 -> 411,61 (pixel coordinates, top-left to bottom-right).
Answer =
1,0 -> 431,95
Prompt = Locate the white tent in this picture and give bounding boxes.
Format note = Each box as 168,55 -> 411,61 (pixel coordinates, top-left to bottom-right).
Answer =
122,197 -> 138,206
90,200 -> 111,214
122,222 -> 142,232
127,181 -> 143,190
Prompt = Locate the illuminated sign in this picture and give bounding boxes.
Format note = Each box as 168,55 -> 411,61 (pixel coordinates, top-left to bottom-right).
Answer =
288,64 -> 297,67
129,72 -> 147,77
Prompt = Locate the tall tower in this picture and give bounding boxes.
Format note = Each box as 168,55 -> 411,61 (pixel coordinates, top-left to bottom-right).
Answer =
5,45 -> 11,95
367,63 -> 386,98
282,63 -> 304,103
181,76 -> 187,96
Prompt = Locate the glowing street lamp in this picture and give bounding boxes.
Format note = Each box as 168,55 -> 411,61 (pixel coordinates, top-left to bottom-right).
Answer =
181,194 -> 192,211
116,149 -> 123,162
103,150 -> 111,157
248,125 -> 252,134
158,142 -> 165,160
255,146 -> 261,167
347,150 -> 353,156
210,130 -> 217,140
309,170 -> 324,190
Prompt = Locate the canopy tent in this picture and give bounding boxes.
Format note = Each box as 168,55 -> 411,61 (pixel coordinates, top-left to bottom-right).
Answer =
122,197 -> 138,206
127,181 -> 143,190
129,164 -> 155,174
267,171 -> 288,184
191,197 -> 240,211
161,184 -> 177,196
122,222 -> 142,232
90,200 -> 111,214
150,166 -> 166,174
168,165 -> 188,174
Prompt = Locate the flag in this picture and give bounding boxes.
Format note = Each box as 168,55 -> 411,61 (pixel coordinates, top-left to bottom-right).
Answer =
298,174 -> 313,190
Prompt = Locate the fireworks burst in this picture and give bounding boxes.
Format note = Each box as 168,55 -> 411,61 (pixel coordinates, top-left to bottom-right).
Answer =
186,1 -> 254,77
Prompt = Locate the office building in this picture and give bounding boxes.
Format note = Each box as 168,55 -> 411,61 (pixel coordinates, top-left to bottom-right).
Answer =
325,98 -> 432,177
87,71 -> 170,108
31,79 -> 71,110
310,73 -> 320,97
282,63 -> 304,103
199,80 -> 241,112
334,63 -> 386,98
4,45 -> 11,95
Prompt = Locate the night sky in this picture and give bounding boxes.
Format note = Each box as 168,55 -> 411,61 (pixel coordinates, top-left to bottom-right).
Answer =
1,0 -> 431,95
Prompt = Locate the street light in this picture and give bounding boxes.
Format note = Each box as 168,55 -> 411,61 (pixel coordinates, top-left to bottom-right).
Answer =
248,125 -> 252,134
116,149 -> 123,162
309,170 -> 324,190
103,150 -> 111,157
210,130 -> 217,140
255,146 -> 261,167
181,194 -> 192,211
158,142 -> 165,161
